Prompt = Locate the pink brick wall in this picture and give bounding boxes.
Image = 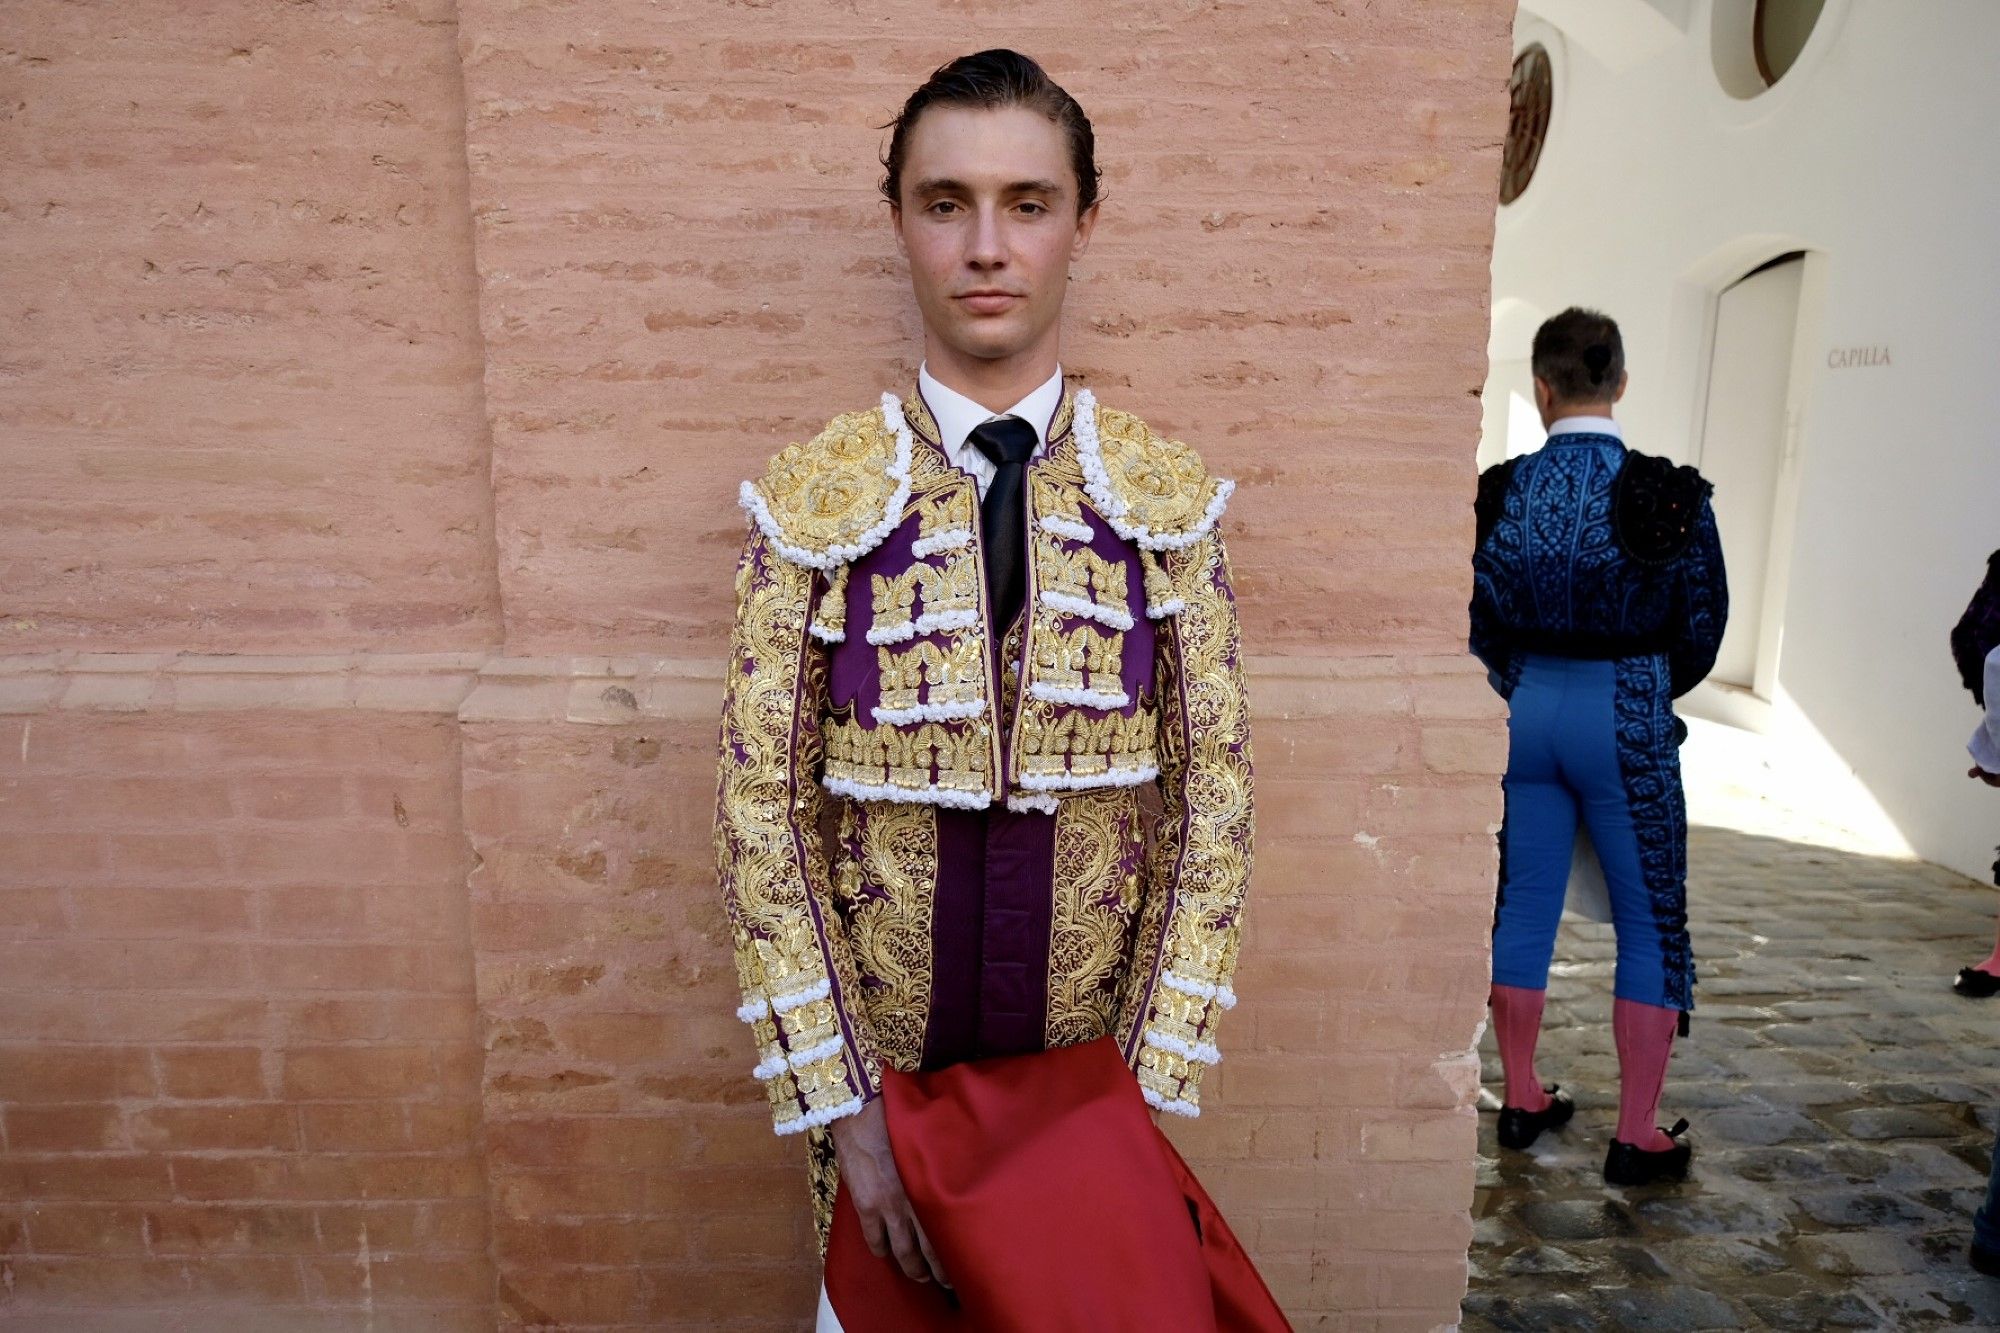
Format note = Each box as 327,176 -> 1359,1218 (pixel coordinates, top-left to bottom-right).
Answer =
0,713 -> 490,1330
0,1 -> 1516,1328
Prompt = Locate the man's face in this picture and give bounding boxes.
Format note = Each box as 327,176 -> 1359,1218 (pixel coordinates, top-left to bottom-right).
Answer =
892,105 -> 1098,370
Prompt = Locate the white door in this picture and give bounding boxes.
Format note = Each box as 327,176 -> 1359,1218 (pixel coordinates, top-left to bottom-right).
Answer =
1696,254 -> 1804,692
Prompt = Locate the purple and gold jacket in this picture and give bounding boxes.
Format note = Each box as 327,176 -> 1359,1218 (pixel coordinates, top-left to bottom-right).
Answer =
716,382 -> 1255,1137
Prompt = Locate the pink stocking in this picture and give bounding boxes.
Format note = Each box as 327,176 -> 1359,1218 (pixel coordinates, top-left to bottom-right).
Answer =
1613,998 -> 1680,1151
1490,983 -> 1551,1113
1974,911 -> 2000,975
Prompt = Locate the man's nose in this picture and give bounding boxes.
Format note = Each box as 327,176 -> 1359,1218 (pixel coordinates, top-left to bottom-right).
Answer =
967,207 -> 1007,268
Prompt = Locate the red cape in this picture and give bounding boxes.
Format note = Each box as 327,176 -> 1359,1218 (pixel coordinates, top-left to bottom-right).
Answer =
825,1038 -> 1290,1332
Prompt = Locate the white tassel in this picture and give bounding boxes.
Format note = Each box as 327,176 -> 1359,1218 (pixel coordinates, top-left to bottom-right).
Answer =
770,977 -> 833,1016
911,527 -> 973,558
1144,1029 -> 1222,1066
735,997 -> 772,1024
1160,972 -> 1238,1010
773,1095 -> 867,1136
1028,681 -> 1131,711
1039,590 -> 1135,632
872,698 -> 988,726
823,774 -> 994,810
786,1036 -> 846,1071
752,1053 -> 789,1081
1037,514 -> 1095,542
1006,792 -> 1061,814
808,620 -> 846,644
1016,763 -> 1159,794
1142,1087 -> 1200,1119
866,607 -> 980,647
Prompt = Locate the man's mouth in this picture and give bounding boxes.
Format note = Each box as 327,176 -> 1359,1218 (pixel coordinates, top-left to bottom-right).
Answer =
955,290 -> 1023,314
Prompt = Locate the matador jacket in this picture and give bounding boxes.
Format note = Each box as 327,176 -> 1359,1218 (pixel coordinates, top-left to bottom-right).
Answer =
715,382 -> 1255,1137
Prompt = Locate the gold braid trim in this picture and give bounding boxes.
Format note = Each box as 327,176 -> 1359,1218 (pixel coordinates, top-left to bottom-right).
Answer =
1128,532 -> 1254,1115
716,525 -> 879,1133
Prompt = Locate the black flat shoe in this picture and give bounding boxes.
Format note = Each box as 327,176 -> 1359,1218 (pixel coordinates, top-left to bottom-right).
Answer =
1955,967 -> 2000,998
1604,1118 -> 1692,1186
1973,1243 -> 2000,1278
1496,1085 -> 1575,1151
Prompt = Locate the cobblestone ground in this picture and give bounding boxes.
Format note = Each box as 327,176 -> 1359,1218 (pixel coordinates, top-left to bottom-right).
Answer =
1465,815 -> 2000,1330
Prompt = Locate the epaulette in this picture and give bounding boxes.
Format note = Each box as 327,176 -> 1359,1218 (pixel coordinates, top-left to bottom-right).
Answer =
738,395 -> 913,570
1474,456 -> 1521,550
1075,391 -> 1233,551
1613,450 -> 1713,567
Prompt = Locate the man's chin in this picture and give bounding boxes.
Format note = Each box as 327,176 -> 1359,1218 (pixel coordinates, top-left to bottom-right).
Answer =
934,322 -> 1044,365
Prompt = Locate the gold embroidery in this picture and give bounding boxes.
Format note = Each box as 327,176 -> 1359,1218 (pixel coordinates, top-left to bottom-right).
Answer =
715,530 -> 879,1128
914,487 -> 974,540
748,408 -> 904,560
1035,531 -> 1128,610
1032,469 -> 1086,526
915,551 -> 980,618
1141,553 -> 1176,613
877,634 -> 986,713
843,802 -> 938,1071
1134,533 -> 1255,1111
1093,408 -> 1227,540
1046,793 -> 1144,1047
1032,621 -> 1125,694
871,565 -> 920,633
1015,704 -> 1158,780
813,563 -> 849,639
825,717 -> 995,797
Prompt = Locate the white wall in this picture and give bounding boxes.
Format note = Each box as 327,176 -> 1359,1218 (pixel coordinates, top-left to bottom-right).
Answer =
1482,0 -> 2000,881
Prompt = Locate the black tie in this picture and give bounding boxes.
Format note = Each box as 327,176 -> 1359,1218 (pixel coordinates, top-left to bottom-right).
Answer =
968,417 -> 1040,632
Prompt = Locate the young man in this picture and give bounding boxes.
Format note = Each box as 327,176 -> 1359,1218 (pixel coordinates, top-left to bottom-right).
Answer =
1470,308 -> 1728,1186
714,51 -> 1265,1323
1962,644 -> 2000,1276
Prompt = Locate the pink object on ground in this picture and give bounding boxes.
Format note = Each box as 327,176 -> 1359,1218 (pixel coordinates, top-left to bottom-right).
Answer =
1490,983 -> 1552,1113
1613,997 -> 1681,1151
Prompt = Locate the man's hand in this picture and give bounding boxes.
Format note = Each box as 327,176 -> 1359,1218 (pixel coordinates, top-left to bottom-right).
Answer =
829,1099 -> 949,1288
1969,765 -> 2000,788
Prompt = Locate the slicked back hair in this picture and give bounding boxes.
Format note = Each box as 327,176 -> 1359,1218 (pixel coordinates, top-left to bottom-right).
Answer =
880,49 -> 1101,215
1532,307 -> 1626,404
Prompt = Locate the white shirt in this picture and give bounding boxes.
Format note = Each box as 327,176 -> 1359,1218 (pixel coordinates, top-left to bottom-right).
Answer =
918,363 -> 1065,498
1971,645 -> 2000,774
1546,414 -> 1623,441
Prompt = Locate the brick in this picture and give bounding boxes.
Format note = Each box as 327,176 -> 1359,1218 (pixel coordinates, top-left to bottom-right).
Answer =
130,1103 -> 299,1153
158,1047 -> 269,1100
69,886 -> 254,935
0,1047 -> 157,1101
5,1103 -> 125,1152
21,1203 -> 151,1255
282,1046 -> 437,1100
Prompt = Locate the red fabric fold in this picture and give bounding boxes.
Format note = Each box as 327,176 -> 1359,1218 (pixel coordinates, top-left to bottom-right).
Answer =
825,1038 -> 1290,1332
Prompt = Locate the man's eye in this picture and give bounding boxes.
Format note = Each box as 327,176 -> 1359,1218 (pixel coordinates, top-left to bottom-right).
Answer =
1017,202 -> 1048,216
929,201 -> 961,216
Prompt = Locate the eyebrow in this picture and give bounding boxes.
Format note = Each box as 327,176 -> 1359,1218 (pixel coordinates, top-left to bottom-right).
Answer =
910,176 -> 1066,199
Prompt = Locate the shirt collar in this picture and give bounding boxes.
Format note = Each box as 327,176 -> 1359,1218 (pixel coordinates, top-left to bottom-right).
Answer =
1545,414 -> 1623,442
918,363 -> 1064,459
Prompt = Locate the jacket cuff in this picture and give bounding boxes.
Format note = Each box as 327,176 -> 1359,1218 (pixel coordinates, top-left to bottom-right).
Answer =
1135,969 -> 1235,1118
737,984 -> 871,1136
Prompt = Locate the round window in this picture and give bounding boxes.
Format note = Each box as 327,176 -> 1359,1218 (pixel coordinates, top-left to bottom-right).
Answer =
1500,44 -> 1553,207
1755,0 -> 1826,86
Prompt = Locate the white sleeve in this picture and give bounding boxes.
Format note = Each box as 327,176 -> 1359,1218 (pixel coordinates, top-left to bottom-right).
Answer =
1971,646 -> 2000,774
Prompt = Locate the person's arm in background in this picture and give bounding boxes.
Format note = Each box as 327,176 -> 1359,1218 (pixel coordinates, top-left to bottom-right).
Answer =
1969,644 -> 2000,787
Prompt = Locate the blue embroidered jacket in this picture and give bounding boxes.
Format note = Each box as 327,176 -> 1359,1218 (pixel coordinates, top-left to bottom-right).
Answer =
1470,433 -> 1728,699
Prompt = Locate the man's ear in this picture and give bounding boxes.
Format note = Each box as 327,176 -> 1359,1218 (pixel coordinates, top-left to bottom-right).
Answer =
1613,369 -> 1630,404
1532,376 -> 1553,411
1070,201 -> 1101,261
890,204 -> 907,259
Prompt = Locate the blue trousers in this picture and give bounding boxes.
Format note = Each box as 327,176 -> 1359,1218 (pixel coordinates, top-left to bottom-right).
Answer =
1977,1122 -> 2000,1254
1492,655 -> 1676,1008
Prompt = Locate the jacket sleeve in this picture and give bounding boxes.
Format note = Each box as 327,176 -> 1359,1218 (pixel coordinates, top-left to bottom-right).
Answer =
1120,532 -> 1255,1118
1668,498 -> 1729,698
715,523 -> 879,1135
